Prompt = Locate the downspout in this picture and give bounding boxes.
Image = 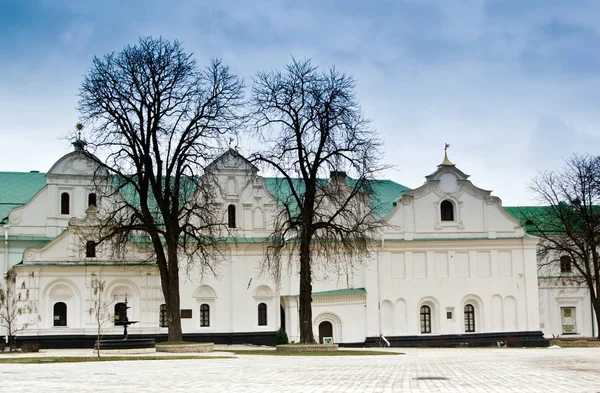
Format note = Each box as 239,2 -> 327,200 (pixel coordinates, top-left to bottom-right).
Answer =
3,224 -> 8,278
591,291 -> 596,338
376,229 -> 384,341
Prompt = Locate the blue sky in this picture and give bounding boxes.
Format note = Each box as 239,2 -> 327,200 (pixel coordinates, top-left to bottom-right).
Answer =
1,0 -> 599,205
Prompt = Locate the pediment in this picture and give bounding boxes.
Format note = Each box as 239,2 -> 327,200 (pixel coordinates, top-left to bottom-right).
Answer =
207,149 -> 258,174
47,151 -> 105,177
403,164 -> 491,200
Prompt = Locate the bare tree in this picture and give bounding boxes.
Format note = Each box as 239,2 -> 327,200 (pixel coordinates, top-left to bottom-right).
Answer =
524,154 -> 600,338
0,274 -> 35,351
90,278 -> 114,358
78,37 -> 245,341
250,59 -> 387,343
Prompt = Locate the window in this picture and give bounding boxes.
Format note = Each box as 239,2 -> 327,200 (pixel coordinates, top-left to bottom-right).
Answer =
200,304 -> 210,327
440,200 -> 454,221
114,302 -> 126,325
53,302 -> 67,327
420,305 -> 431,333
86,241 -> 96,258
464,304 -> 475,332
560,256 -> 572,273
88,193 -> 97,207
258,303 -> 267,326
228,205 -> 236,228
60,192 -> 70,215
159,304 -> 168,328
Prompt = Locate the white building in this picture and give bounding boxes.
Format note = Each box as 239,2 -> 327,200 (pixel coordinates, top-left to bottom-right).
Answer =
2,143 -> 585,348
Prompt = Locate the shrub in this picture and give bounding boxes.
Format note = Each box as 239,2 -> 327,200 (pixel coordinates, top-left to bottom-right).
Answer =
20,343 -> 41,353
275,328 -> 289,345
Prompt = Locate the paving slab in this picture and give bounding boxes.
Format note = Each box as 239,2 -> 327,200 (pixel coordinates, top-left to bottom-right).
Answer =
0,347 -> 599,392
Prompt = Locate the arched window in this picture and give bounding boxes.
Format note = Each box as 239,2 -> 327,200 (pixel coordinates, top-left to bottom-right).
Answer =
464,304 -> 475,332
88,193 -> 97,207
440,200 -> 454,221
159,304 -> 168,328
420,305 -> 431,333
53,302 -> 67,327
560,256 -> 572,273
228,205 -> 236,228
258,303 -> 267,326
114,302 -> 126,325
60,192 -> 70,215
85,241 -> 96,258
200,304 -> 210,327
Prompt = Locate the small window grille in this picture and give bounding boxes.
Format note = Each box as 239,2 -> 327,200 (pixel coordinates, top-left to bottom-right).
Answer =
200,304 -> 210,327
440,200 -> 454,221
86,241 -> 96,258
258,303 -> 267,326
159,304 -> 168,327
560,256 -> 572,273
88,193 -> 97,207
228,205 -> 236,228
420,305 -> 431,333
60,192 -> 70,215
53,302 -> 67,327
464,304 -> 475,332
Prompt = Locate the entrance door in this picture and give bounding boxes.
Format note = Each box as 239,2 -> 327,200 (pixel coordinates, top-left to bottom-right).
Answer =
561,307 -> 577,334
318,321 -> 333,344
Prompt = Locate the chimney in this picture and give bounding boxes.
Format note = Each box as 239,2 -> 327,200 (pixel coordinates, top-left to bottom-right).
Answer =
330,171 -> 347,183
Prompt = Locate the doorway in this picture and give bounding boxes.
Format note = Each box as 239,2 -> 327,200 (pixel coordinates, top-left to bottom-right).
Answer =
318,321 -> 333,343
561,307 -> 577,334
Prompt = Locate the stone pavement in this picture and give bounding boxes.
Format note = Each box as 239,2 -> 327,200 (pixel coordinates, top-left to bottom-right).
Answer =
1,346 -> 599,392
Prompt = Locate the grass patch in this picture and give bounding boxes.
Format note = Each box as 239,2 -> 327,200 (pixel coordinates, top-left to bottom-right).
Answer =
0,355 -> 232,364
219,350 -> 403,356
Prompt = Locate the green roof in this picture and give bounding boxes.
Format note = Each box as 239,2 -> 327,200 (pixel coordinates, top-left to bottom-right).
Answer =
263,177 -> 410,221
0,172 -> 47,223
291,287 -> 367,297
504,205 -> 565,234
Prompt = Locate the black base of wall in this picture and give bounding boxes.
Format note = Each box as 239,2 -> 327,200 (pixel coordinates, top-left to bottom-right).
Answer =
16,331 -> 277,349
342,331 -> 549,348
15,330 -> 548,349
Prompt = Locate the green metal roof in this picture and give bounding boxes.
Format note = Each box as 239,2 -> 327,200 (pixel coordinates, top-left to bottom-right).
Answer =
504,205 -> 564,234
291,287 -> 367,297
263,177 -> 410,221
0,171 -> 47,223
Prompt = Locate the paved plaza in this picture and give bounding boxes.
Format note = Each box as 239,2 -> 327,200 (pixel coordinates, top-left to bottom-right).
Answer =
1,346 -> 599,392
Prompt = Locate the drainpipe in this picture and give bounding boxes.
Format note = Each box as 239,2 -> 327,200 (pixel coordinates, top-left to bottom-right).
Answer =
3,225 -> 8,278
376,229 -> 384,338
591,291 -> 596,338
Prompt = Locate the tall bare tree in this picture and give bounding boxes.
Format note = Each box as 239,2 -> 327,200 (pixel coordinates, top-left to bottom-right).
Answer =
524,154 -> 600,338
250,59 -> 386,343
78,37 -> 245,341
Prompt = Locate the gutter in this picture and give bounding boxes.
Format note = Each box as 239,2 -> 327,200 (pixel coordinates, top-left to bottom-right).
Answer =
3,224 -> 8,278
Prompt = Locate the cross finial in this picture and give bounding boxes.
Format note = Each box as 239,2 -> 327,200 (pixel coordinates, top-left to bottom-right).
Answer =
75,123 -> 84,140
445,143 -> 450,152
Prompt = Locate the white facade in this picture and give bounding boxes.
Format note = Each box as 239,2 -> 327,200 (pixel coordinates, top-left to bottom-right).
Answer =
0,146 -> 584,346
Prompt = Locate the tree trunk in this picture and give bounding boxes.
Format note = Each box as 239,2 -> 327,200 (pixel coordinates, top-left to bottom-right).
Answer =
165,241 -> 183,342
298,233 -> 315,343
593,299 -> 600,339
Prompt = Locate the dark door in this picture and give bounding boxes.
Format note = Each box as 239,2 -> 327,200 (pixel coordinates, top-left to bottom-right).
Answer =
318,321 -> 333,343
280,305 -> 286,332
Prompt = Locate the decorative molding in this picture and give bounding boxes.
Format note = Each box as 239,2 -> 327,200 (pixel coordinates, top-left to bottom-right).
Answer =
313,312 -> 343,343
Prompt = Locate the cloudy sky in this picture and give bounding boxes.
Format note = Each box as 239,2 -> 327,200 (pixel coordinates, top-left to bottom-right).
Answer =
1,0 -> 599,205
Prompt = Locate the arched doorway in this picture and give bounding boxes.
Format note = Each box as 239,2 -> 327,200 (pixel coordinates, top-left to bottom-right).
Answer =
280,305 -> 286,332
318,321 -> 333,344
